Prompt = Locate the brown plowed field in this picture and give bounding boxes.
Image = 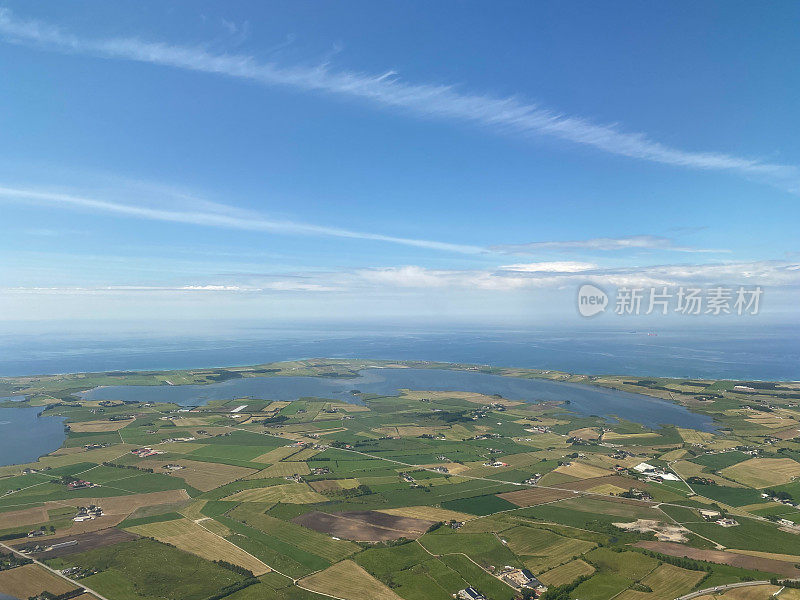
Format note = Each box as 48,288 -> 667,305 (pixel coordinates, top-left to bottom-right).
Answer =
634,541 -> 800,577
293,510 -> 433,542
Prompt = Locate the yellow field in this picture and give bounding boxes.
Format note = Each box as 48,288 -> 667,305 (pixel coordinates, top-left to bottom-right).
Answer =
0,506 -> 48,529
224,482 -> 327,504
257,461 -> 311,477
50,489 -> 190,516
125,518 -> 270,575
0,564 -> 77,598
69,419 -> 132,432
616,564 -> 706,600
728,548 -> 800,563
569,427 -> 601,440
399,389 -> 521,406
721,457 -> 800,488
660,449 -> 688,461
290,448 -> 321,461
378,506 -> 474,522
517,432 -> 572,449
135,458 -> 257,491
694,585 -> 784,600
538,559 -> 596,586
745,414 -> 799,429
252,446 -> 300,464
553,462 -> 614,479
178,499 -> 208,521
672,460 -> 743,487
298,560 -> 403,600
586,483 -> 628,495
677,428 -> 717,444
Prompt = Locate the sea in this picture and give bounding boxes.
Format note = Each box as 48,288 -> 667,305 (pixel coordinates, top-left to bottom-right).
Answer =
1,324 -> 797,467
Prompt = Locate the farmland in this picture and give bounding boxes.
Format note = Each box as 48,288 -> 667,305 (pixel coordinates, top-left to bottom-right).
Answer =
1,358 -> 800,600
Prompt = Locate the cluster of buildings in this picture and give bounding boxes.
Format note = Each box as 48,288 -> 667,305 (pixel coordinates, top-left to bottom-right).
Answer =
483,460 -> 508,468
525,425 -> 551,434
762,491 -> 798,508
66,479 -> 95,490
620,488 -> 652,501
699,510 -> 738,527
131,447 -> 162,458
61,565 -> 98,579
633,462 -> 681,482
499,567 -> 546,593
82,443 -> 108,450
73,504 -> 103,522
455,568 -> 546,600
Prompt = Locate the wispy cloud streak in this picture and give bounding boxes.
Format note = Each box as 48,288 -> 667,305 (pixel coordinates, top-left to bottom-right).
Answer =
0,9 -> 797,191
493,235 -> 730,254
0,186 -> 484,254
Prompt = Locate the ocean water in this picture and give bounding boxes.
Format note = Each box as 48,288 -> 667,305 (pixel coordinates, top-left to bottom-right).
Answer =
3,324 -> 791,467
0,325 -> 797,380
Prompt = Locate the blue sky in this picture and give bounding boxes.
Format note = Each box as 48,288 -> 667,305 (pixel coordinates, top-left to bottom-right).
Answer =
0,1 -> 798,325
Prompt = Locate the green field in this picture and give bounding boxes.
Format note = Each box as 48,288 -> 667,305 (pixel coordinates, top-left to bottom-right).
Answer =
1,358 -> 798,600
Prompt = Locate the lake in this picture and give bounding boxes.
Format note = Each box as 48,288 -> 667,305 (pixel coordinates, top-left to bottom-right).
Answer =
79,367 -> 716,431
0,406 -> 67,467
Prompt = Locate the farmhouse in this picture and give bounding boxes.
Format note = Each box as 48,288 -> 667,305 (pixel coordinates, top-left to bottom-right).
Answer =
500,567 -> 546,591
458,587 -> 487,600
716,518 -> 739,527
131,447 -> 162,458
700,509 -> 721,520
66,479 -> 94,490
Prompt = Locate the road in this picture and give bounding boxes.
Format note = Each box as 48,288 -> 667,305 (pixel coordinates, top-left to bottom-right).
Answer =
0,540 -> 111,600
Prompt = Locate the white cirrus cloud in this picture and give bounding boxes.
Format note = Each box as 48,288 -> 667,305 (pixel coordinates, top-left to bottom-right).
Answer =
0,8 -> 797,192
493,234 -> 730,254
498,261 -> 597,272
0,185 -> 484,255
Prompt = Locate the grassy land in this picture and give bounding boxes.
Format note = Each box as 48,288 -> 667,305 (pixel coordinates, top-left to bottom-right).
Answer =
3,358 -> 800,600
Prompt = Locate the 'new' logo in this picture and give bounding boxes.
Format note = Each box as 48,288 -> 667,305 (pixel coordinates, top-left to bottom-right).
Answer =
577,284 -> 608,317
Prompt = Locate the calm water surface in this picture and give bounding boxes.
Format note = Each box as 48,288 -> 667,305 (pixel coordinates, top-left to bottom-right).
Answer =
80,367 -> 716,431
0,406 -> 66,467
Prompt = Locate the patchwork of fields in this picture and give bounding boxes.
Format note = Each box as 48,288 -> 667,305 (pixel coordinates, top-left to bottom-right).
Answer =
1,358 -> 799,600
